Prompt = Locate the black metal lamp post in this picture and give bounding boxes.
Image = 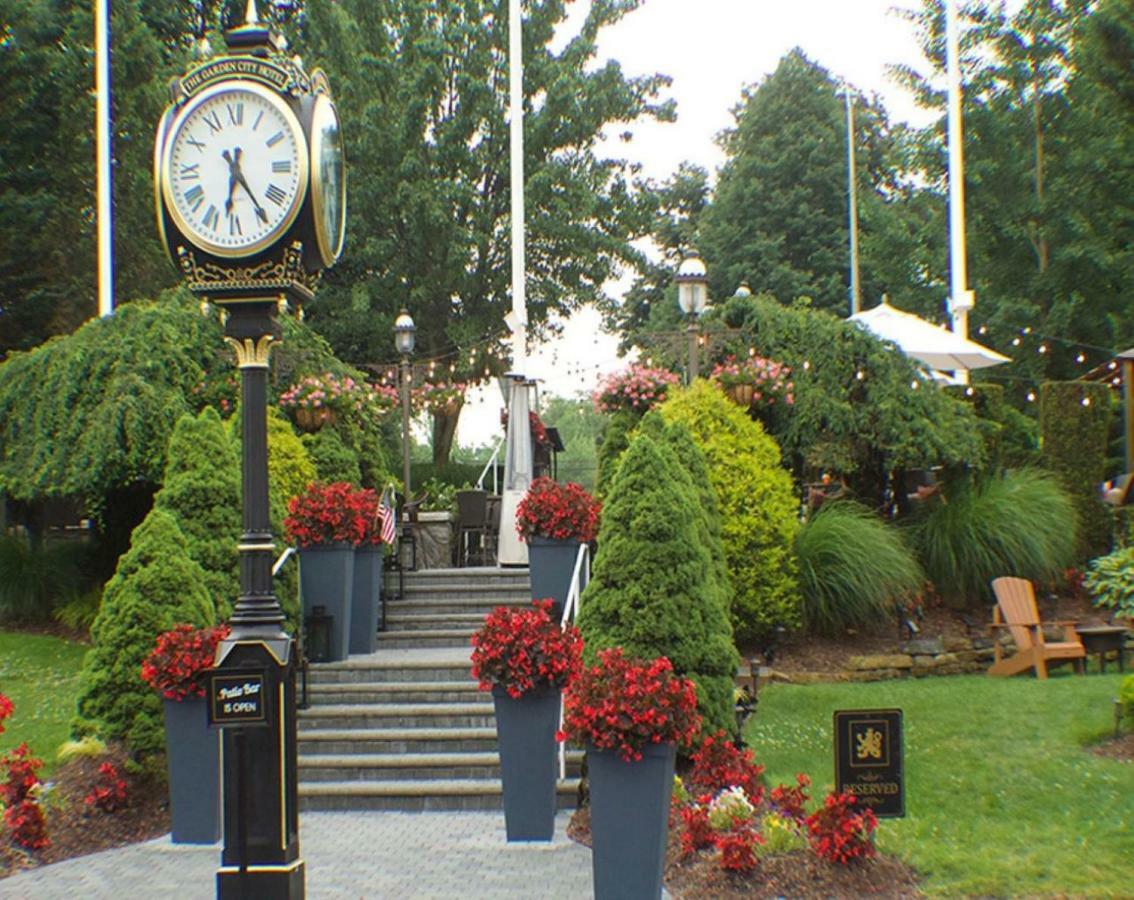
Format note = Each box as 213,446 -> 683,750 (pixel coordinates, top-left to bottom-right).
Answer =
394,309 -> 416,501
676,253 -> 709,383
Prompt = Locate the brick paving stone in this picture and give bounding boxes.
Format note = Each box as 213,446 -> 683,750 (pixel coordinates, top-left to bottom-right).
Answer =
0,811 -> 600,899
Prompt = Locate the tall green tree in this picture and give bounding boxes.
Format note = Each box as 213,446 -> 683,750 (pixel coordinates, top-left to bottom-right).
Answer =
0,0 -> 190,355
294,0 -> 674,463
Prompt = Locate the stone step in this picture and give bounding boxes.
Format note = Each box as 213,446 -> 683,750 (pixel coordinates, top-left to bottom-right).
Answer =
403,567 -> 530,586
298,726 -> 499,755
298,702 -> 495,730
308,658 -> 473,685
298,750 -> 585,782
384,612 -> 489,631
375,630 -> 475,649
381,593 -> 521,616
306,680 -> 481,704
298,777 -> 581,812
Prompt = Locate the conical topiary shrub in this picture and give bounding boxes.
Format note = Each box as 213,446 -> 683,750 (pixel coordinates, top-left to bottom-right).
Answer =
155,407 -> 241,617
661,380 -> 802,644
73,509 -> 215,757
577,433 -> 738,736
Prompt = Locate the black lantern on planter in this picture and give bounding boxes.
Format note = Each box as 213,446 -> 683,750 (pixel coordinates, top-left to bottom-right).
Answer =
304,605 -> 333,664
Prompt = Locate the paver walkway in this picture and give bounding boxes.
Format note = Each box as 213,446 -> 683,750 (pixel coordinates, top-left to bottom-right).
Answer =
0,811 -> 596,899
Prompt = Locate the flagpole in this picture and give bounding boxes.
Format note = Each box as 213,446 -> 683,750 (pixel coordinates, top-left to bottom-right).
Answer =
945,0 -> 973,383
95,0 -> 114,317
508,0 -> 527,372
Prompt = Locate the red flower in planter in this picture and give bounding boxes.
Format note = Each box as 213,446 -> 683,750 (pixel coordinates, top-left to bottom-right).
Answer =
470,600 -> 584,699
141,623 -> 230,702
284,481 -> 381,548
558,647 -> 701,762
516,477 -> 601,543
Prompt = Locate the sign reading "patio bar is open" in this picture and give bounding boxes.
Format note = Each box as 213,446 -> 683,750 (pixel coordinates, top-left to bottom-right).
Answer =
206,669 -> 268,728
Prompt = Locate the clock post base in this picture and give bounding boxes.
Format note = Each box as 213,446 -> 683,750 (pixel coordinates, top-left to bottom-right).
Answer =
218,861 -> 305,900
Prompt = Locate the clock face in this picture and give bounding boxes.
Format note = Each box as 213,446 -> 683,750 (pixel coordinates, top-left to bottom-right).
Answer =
310,94 -> 346,266
162,81 -> 308,258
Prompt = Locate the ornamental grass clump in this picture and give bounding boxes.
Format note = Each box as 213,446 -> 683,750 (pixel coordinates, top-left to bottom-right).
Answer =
140,623 -> 230,702
469,600 -> 583,699
559,647 -> 701,762
911,469 -> 1076,606
593,364 -> 680,416
515,477 -> 601,542
796,501 -> 923,636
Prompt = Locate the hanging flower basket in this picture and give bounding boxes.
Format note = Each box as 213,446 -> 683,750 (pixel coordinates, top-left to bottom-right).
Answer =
729,383 -> 755,408
294,406 -> 337,431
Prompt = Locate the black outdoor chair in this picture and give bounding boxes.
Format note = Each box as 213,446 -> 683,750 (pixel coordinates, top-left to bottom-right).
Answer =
455,489 -> 489,567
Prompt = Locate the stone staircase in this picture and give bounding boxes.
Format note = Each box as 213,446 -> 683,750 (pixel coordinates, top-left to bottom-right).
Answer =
297,566 -> 583,811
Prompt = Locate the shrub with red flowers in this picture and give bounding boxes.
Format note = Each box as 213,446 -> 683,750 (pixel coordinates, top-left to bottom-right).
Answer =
470,600 -> 584,699
805,791 -> 878,865
85,762 -> 129,813
687,730 -> 766,807
1,742 -> 48,850
140,623 -> 230,701
283,481 -> 373,547
679,803 -> 715,858
593,365 -> 680,415
769,772 -> 812,822
0,692 -> 12,734
558,648 -> 701,762
715,825 -> 764,873
515,477 -> 601,543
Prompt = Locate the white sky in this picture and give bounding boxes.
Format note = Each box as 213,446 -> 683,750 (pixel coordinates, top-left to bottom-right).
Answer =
457,0 -> 933,447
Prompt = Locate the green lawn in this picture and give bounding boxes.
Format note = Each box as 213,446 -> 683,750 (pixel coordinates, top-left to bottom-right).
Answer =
745,673 -> 1133,897
0,632 -> 88,774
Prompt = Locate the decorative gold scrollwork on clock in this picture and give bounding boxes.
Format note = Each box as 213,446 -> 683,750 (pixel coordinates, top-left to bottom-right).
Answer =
176,242 -> 320,301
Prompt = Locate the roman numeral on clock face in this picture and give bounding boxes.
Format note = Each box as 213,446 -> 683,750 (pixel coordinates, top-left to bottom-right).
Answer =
202,111 -> 223,134
272,160 -> 291,173
183,184 -> 204,211
228,213 -> 242,236
252,110 -> 264,131
202,205 -> 220,231
227,103 -> 243,126
179,163 -> 200,180
264,184 -> 287,206
186,136 -> 206,152
266,131 -> 284,148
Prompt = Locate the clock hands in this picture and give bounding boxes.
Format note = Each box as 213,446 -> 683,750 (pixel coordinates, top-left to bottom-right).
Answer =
221,148 -> 269,225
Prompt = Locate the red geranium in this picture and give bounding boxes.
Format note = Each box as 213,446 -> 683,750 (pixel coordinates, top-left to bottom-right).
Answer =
0,693 -> 13,735
470,600 -> 583,699
140,623 -> 230,701
85,762 -> 129,813
805,791 -> 878,865
558,647 -> 701,762
284,481 -> 375,548
516,477 -> 601,543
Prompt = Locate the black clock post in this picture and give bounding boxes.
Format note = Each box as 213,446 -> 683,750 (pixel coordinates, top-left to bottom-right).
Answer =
211,299 -> 304,899
154,4 -> 347,898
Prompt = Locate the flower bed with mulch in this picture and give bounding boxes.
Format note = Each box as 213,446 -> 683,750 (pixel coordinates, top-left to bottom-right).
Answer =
567,805 -> 925,899
0,745 -> 170,880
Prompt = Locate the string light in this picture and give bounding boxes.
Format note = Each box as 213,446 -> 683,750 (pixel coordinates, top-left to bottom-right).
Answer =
1026,391 -> 1036,402
965,387 -> 974,396
1038,345 -> 1048,354
855,370 -> 865,381
1082,396 -> 1092,407
802,360 -> 811,371
1011,337 -> 1021,347
1077,353 -> 1086,364
910,380 -> 919,390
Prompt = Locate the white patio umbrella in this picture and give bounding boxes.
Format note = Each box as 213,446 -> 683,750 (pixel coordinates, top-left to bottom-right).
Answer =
849,300 -> 1010,372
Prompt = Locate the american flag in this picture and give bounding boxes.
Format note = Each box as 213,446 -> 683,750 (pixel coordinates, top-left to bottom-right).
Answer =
378,485 -> 397,546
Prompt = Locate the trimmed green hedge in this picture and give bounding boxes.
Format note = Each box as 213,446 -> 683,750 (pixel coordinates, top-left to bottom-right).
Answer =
73,509 -> 215,756
1040,381 -> 1113,559
660,381 -> 802,643
578,433 -> 738,736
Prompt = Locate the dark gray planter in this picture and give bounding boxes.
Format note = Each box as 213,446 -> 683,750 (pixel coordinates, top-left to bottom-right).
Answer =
299,543 -> 354,662
492,685 -> 560,841
587,741 -> 676,900
527,536 -> 583,620
350,545 -> 383,655
163,697 -> 221,844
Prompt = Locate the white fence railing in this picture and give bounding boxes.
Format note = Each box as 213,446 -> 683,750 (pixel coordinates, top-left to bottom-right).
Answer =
558,542 -> 590,781
476,439 -> 505,493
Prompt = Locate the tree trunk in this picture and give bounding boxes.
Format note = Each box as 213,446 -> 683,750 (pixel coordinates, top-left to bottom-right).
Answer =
431,400 -> 464,466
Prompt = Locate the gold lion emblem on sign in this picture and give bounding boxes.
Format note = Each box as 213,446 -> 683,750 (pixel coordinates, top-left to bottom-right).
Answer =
855,727 -> 884,761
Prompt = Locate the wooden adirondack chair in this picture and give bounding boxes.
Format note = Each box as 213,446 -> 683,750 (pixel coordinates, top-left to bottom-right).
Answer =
988,577 -> 1086,679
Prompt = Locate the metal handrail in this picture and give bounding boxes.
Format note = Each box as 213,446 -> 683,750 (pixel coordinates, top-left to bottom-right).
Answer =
476,439 -> 505,493
272,546 -> 309,708
558,542 -> 590,781
273,546 -> 296,576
